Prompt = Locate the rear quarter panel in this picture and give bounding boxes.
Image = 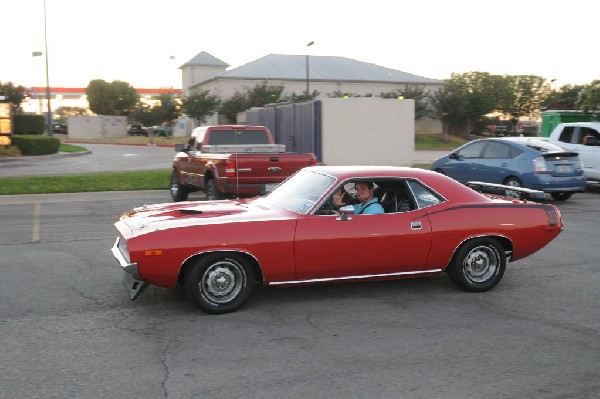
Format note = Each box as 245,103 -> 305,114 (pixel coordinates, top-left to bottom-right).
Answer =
424,202 -> 561,269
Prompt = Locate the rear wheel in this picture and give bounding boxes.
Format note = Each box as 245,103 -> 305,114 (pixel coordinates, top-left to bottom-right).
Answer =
170,170 -> 189,202
447,237 -> 506,292
206,178 -> 224,200
550,192 -> 572,201
503,177 -> 523,199
184,254 -> 254,314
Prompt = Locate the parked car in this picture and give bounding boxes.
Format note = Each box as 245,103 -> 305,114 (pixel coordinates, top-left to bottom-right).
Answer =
52,122 -> 67,134
547,122 -> 600,182
127,123 -> 148,136
430,137 -> 587,201
111,165 -> 563,314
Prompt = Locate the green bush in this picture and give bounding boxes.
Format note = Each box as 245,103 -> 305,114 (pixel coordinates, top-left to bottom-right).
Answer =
14,114 -> 45,135
12,135 -> 60,155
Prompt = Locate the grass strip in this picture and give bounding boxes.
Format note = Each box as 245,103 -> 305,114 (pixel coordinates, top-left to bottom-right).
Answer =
0,169 -> 171,195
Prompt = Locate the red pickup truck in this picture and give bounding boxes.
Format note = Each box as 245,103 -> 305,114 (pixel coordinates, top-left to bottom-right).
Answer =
170,125 -> 318,201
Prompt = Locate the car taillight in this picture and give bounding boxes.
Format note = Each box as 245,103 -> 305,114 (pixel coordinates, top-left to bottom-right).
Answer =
545,207 -> 560,226
225,160 -> 236,177
533,157 -> 547,173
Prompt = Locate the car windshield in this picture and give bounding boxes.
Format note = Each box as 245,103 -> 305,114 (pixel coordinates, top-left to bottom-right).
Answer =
265,170 -> 336,214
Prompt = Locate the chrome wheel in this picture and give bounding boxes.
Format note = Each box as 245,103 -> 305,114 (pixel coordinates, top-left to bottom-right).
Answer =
200,260 -> 244,304
463,245 -> 498,283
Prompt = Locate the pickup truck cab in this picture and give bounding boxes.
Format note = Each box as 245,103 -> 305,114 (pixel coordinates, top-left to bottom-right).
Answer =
547,122 -> 600,182
170,125 -> 318,201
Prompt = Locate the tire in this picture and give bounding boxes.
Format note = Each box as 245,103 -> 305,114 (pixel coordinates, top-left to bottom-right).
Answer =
447,237 -> 506,292
206,178 -> 224,200
550,192 -> 572,201
503,177 -> 523,199
184,254 -> 254,314
170,170 -> 189,202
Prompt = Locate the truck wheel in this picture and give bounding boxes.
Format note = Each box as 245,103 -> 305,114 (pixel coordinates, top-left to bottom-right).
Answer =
170,170 -> 189,202
206,179 -> 223,200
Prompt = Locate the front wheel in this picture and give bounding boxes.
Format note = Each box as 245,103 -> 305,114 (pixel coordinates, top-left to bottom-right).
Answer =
550,192 -> 572,201
170,170 -> 189,202
184,254 -> 255,314
447,238 -> 506,292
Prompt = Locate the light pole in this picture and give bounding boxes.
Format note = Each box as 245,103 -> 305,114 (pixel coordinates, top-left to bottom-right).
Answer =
305,41 -> 314,98
42,0 -> 51,134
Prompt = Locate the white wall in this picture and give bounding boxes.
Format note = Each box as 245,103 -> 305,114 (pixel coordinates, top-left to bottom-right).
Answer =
67,115 -> 127,139
320,98 -> 415,166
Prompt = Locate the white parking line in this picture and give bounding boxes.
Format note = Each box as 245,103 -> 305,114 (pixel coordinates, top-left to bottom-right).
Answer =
32,203 -> 41,243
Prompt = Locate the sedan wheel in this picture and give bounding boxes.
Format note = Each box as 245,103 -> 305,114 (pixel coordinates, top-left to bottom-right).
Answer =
184,254 -> 254,314
447,238 -> 506,292
503,177 -> 523,199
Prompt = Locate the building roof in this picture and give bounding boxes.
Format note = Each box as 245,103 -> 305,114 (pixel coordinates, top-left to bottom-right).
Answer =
180,51 -> 229,68
215,54 -> 445,85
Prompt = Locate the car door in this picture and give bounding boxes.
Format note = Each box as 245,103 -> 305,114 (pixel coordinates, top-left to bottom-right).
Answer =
475,141 -> 519,184
444,141 -> 488,182
575,127 -> 600,179
556,126 -> 600,180
293,208 -> 432,282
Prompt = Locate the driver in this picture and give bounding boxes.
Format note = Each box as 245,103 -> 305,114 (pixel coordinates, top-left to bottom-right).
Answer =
333,181 -> 384,214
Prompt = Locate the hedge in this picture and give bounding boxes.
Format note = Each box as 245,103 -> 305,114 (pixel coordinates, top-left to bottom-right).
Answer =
14,114 -> 45,135
12,135 -> 60,156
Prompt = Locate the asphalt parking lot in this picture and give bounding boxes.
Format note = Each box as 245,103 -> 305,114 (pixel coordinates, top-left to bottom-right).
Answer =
1,146 -> 599,398
0,187 -> 599,398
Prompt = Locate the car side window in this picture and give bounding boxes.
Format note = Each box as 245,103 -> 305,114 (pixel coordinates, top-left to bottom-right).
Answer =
482,142 -> 512,158
457,141 -> 486,158
558,127 -> 575,144
406,180 -> 444,209
580,127 -> 600,143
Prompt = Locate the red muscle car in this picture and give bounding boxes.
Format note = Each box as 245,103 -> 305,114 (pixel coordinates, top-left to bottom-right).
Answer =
111,165 -> 563,314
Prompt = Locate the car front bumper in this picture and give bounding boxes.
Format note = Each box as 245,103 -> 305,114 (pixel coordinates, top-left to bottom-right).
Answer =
111,236 -> 148,300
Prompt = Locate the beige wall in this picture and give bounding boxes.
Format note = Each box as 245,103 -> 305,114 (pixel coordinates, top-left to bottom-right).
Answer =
320,98 -> 415,166
67,115 -> 127,139
193,77 -> 443,134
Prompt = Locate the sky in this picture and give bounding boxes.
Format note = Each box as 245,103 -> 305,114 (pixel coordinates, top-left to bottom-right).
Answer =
2,0 -> 599,90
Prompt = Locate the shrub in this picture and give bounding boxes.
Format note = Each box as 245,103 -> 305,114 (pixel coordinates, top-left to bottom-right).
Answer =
14,114 -> 45,135
0,146 -> 22,157
12,135 -> 60,155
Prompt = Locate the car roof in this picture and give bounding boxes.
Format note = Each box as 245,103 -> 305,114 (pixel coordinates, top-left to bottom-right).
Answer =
465,137 -> 567,152
303,165 -> 489,203
557,121 -> 600,129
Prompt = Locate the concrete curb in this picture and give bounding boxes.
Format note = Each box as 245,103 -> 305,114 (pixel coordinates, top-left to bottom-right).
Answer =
0,150 -> 92,163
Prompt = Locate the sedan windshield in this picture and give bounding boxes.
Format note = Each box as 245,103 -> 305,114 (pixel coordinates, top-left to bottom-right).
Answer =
265,170 -> 336,214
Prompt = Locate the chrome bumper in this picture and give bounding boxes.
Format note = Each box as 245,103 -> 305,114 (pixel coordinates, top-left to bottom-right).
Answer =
111,236 -> 148,300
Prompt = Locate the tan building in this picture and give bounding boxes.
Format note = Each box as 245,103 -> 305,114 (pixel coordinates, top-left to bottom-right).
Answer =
180,51 -> 445,134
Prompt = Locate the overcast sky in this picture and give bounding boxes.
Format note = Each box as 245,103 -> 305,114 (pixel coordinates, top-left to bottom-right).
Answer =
3,0 -> 599,89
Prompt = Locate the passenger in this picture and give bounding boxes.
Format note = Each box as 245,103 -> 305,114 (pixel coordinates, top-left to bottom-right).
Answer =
333,182 -> 384,214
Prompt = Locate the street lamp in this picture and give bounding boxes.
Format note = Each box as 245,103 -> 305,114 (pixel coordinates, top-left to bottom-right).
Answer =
33,0 -> 52,135
305,41 -> 314,98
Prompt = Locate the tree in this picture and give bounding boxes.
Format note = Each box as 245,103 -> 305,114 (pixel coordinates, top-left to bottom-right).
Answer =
380,85 -> 432,120
577,80 -> 600,113
86,79 -> 140,116
0,81 -> 27,112
220,92 -> 249,124
181,90 -> 220,125
499,75 -> 551,129
54,106 -> 91,122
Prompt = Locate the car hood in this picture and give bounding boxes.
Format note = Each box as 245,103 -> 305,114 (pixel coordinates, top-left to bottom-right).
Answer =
114,197 -> 292,238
